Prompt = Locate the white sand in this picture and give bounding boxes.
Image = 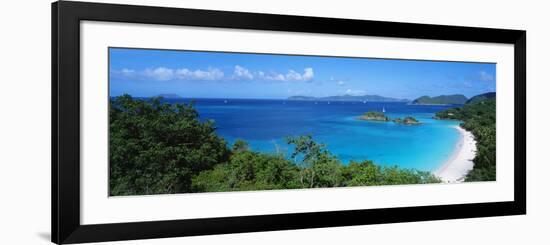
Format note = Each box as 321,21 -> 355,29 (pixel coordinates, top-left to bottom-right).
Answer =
434,125 -> 477,183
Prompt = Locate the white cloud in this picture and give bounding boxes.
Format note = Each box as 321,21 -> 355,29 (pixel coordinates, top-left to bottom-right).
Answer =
337,81 -> 345,86
233,65 -> 254,80
112,68 -> 137,79
127,67 -> 224,81
479,71 -> 494,81
121,68 -> 135,75
302,68 -> 314,81
144,67 -> 174,81
175,68 -> 224,80
286,70 -> 302,81
114,66 -> 314,82
258,68 -> 314,82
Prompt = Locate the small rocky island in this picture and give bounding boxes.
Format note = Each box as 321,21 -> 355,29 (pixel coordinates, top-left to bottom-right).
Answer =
358,111 -> 390,122
392,116 -> 421,125
358,111 -> 420,125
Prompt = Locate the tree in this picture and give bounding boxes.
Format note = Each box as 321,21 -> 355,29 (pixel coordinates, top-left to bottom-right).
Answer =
192,149 -> 300,192
109,94 -> 229,195
340,161 -> 439,186
231,139 -> 250,153
286,135 -> 342,188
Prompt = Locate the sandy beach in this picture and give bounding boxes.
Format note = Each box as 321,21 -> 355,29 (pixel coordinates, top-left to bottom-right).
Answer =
434,125 -> 477,183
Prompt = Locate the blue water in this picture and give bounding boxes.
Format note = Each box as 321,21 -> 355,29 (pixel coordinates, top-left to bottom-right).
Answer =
164,98 -> 461,171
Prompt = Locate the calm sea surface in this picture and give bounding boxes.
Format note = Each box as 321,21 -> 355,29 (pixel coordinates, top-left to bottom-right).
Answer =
163,98 -> 461,171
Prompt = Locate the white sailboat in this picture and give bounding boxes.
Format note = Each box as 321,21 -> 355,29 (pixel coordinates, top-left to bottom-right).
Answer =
382,106 -> 386,113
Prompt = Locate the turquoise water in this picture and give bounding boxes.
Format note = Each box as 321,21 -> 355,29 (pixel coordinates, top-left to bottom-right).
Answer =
166,98 -> 461,171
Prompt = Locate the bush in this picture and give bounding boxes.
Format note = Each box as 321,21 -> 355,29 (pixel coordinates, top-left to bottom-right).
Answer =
109,94 -> 229,195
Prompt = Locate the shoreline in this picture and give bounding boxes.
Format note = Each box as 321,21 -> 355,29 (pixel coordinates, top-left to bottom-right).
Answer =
434,125 -> 477,183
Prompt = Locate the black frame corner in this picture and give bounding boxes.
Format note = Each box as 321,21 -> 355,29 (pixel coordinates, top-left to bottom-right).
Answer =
52,1 -> 526,244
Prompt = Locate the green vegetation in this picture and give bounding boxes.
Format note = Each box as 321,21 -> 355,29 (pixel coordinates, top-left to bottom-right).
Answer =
358,111 -> 390,122
465,92 -> 496,104
435,96 -> 496,181
109,95 -> 230,195
194,136 -> 440,192
393,116 -> 421,125
359,112 -> 420,125
110,95 -> 440,196
412,94 -> 468,105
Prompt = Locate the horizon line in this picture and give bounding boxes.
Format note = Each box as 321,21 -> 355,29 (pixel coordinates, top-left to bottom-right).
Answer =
110,91 -> 495,101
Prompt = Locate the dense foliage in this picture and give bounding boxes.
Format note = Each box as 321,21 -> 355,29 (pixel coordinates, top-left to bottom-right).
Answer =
359,112 -> 420,125
392,116 -> 421,125
435,97 -> 496,181
110,95 -> 440,196
359,111 -> 390,121
193,136 -> 440,192
109,95 -> 230,195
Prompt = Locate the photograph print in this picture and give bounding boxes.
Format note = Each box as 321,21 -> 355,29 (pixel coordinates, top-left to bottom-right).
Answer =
108,47 -> 496,196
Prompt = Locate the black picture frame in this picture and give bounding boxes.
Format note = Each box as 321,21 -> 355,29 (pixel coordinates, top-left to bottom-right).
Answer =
52,1 -> 526,244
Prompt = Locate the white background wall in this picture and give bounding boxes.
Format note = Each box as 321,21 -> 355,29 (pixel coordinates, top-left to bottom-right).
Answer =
0,0 -> 547,244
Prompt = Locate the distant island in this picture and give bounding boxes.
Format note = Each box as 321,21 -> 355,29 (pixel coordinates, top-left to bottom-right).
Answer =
288,94 -> 410,102
358,111 -> 420,125
411,94 -> 468,105
288,94 -> 478,104
145,93 -> 492,106
157,93 -> 182,99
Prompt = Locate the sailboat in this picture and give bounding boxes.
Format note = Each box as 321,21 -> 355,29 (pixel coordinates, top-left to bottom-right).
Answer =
382,106 -> 386,113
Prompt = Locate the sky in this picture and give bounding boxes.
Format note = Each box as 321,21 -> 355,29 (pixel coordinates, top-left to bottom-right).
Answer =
109,47 -> 496,100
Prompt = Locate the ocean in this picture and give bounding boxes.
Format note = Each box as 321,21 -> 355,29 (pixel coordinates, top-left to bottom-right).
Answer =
163,98 -> 461,171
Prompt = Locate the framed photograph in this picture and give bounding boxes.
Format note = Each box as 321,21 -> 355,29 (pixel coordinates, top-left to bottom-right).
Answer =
52,1 -> 526,244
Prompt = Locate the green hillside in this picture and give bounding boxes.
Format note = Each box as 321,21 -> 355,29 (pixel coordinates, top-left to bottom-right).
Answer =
466,92 -> 496,104
412,94 -> 468,105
